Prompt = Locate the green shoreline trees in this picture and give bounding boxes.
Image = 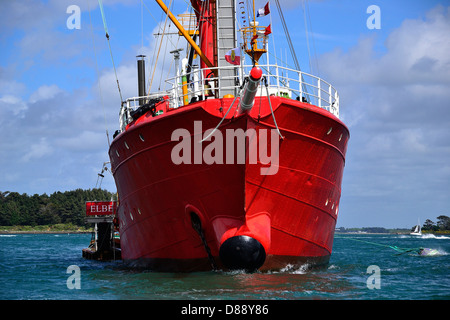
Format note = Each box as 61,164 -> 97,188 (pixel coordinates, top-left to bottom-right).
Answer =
1,189 -> 449,233
0,189 -> 115,227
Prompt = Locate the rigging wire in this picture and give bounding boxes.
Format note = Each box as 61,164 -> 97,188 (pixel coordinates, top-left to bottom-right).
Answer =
273,0 -> 299,71
148,0 -> 174,93
97,0 -> 123,104
273,0 -> 309,101
87,0 -> 110,147
140,0 -> 180,93
307,1 -> 319,76
158,26 -> 170,91
302,0 -> 312,74
303,0 -> 319,76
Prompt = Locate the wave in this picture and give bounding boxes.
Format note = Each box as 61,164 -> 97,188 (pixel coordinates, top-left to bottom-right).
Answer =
280,263 -> 311,274
0,234 -> 17,237
420,234 -> 450,240
263,263 -> 310,274
397,234 -> 450,240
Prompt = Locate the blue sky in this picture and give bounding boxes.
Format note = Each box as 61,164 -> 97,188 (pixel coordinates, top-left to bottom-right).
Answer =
1,0 -> 449,228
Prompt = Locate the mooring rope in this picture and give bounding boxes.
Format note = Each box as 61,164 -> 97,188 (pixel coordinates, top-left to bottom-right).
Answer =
200,95 -> 239,143
191,214 -> 217,270
263,77 -> 284,140
335,235 -> 423,255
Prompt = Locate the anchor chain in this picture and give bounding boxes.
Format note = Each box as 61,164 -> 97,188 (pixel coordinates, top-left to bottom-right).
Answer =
191,214 -> 217,270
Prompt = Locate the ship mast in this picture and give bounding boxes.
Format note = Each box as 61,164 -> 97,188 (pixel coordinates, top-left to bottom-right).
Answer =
243,0 -> 268,63
252,0 -> 257,54
154,0 -> 216,74
252,0 -> 256,36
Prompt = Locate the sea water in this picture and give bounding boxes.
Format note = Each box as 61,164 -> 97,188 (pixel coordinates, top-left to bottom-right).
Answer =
0,233 -> 449,301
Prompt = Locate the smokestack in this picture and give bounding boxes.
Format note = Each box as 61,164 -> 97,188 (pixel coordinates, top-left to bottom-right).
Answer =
137,55 -> 146,105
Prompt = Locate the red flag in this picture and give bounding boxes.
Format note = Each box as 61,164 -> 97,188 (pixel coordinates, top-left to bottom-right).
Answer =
251,24 -> 272,45
251,34 -> 258,44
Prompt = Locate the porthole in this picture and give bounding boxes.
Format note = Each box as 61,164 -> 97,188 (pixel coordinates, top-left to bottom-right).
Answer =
325,199 -> 329,206
124,141 -> 129,149
130,212 -> 134,221
139,134 -> 145,142
138,208 -> 142,215
339,133 -> 343,141
327,127 -> 333,135
115,150 -> 120,157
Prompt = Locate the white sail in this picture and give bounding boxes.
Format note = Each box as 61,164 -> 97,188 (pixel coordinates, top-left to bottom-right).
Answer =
410,219 -> 422,236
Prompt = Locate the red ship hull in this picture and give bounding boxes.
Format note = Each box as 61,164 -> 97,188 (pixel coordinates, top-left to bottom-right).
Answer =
109,96 -> 349,271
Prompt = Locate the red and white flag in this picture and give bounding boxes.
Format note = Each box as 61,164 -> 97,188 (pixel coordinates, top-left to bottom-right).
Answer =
256,2 -> 270,17
251,25 -> 272,44
225,47 -> 241,65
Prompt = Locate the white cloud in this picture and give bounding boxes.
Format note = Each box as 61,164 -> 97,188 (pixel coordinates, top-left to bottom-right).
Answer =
319,5 -> 450,227
56,130 -> 106,152
0,95 -> 27,117
29,84 -> 63,103
21,137 -> 54,162
322,5 -> 450,86
0,76 -> 26,97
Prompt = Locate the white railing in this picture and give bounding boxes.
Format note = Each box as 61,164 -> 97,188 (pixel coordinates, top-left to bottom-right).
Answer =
119,64 -> 339,131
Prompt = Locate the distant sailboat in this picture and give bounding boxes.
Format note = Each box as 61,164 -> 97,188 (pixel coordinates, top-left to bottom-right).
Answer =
410,219 -> 422,236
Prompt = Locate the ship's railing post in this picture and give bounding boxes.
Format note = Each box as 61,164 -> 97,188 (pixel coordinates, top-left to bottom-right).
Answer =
317,78 -> 321,109
200,70 -> 205,101
285,67 -> 289,96
192,64 -> 200,102
334,91 -> 339,116
329,85 -> 332,110
275,65 -> 280,92
172,82 -> 179,108
299,71 -> 303,101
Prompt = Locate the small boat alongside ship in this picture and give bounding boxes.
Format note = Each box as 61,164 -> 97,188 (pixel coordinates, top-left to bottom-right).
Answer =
82,200 -> 121,261
88,0 -> 350,272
